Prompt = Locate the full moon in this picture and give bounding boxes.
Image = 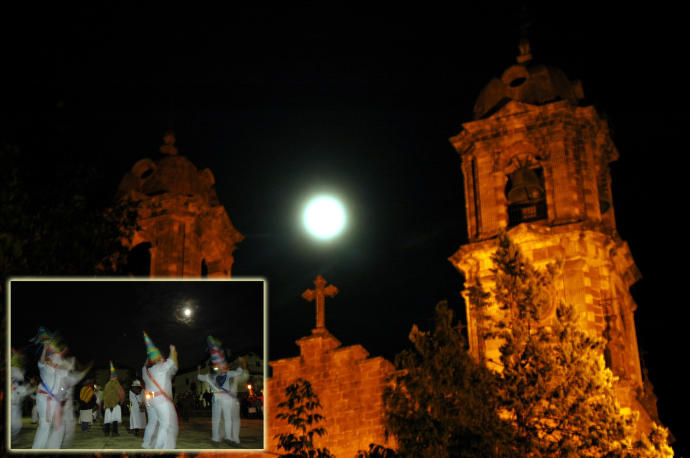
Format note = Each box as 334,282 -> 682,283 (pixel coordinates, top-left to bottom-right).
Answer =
303,196 -> 346,239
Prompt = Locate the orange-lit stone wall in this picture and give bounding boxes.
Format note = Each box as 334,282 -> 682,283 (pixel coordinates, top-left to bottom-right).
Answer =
449,91 -> 658,432
116,147 -> 243,278
450,100 -> 618,242
266,329 -> 396,457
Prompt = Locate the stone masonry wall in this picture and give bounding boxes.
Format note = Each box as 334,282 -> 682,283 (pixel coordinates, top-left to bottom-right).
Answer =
266,329 -> 396,457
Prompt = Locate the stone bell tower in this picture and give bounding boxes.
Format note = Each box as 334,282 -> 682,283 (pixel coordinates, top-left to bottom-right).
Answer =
115,131 -> 243,277
448,42 -> 659,429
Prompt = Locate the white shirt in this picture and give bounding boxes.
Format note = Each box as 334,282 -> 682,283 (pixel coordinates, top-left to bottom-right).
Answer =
142,359 -> 177,397
37,361 -> 68,401
198,367 -> 247,395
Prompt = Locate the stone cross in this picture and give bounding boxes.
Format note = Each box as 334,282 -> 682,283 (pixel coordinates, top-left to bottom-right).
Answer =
301,275 -> 338,330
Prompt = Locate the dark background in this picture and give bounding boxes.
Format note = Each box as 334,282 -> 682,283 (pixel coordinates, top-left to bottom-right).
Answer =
3,3 -> 686,453
9,280 -> 264,372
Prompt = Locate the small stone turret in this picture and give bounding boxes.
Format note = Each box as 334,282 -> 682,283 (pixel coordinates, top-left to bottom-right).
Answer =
116,131 -> 243,277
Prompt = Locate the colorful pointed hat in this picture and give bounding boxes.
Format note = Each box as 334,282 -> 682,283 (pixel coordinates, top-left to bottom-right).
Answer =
11,348 -> 24,370
35,326 -> 67,358
207,335 -> 228,370
143,331 -> 163,364
109,360 -> 117,379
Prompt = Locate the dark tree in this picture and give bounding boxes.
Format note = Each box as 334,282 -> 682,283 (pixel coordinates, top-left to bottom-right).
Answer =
0,144 -> 136,282
355,443 -> 398,458
274,378 -> 333,458
384,301 -> 513,457
469,234 -> 672,457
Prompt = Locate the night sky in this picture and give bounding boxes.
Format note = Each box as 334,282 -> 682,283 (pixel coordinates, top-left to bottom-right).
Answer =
9,280 -> 264,372
3,3 -> 687,453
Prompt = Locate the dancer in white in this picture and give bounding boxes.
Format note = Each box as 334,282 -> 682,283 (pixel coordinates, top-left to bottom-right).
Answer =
47,355 -> 89,448
197,336 -> 250,445
31,328 -> 68,449
129,380 -> 147,436
141,331 -> 178,449
141,364 -> 159,449
10,349 -> 32,442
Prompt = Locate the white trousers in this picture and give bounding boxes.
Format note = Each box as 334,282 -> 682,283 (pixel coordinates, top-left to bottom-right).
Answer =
229,396 -> 241,443
11,402 -> 22,440
211,394 -> 234,442
141,404 -> 158,449
151,396 -> 178,449
32,393 -> 58,449
55,401 -> 75,448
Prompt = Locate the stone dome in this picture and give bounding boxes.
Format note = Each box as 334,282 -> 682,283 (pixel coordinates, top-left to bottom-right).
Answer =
117,148 -> 219,205
473,61 -> 584,119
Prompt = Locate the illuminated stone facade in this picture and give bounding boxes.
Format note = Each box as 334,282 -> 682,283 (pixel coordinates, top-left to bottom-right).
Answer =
448,54 -> 659,430
116,132 -> 243,277
267,328 -> 395,457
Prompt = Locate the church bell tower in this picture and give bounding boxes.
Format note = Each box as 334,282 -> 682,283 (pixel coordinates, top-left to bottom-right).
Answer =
115,131 -> 243,278
448,42 -> 659,429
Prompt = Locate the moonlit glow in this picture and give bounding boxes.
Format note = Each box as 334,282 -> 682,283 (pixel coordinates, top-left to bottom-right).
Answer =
175,301 -> 196,324
303,196 -> 346,239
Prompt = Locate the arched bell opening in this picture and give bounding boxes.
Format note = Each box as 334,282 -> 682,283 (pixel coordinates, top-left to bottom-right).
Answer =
598,169 -> 612,214
505,166 -> 547,227
126,242 -> 152,277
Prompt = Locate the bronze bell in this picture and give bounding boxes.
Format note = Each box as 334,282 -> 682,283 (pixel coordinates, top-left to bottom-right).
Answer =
507,167 -> 544,204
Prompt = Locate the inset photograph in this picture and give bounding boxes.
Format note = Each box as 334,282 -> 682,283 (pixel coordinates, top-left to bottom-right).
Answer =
7,278 -> 266,452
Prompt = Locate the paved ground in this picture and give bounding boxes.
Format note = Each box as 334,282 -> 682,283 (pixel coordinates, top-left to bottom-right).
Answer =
11,415 -> 265,451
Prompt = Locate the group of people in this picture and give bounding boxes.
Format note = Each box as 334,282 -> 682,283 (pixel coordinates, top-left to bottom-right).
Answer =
10,328 -> 250,450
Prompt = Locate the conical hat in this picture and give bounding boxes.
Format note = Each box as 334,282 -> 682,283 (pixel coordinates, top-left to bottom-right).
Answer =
109,360 -> 117,379
143,330 -> 163,364
11,348 -> 23,370
36,327 -> 67,359
207,335 -> 228,371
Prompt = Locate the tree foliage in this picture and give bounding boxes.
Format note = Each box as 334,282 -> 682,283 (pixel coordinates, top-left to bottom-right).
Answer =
469,234 -> 672,457
384,234 -> 672,457
0,144 -> 136,281
355,443 -> 398,458
275,378 -> 334,458
384,301 -> 513,457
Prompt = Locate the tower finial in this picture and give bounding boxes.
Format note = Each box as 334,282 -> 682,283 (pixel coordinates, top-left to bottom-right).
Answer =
516,6 -> 533,64
160,130 -> 178,155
